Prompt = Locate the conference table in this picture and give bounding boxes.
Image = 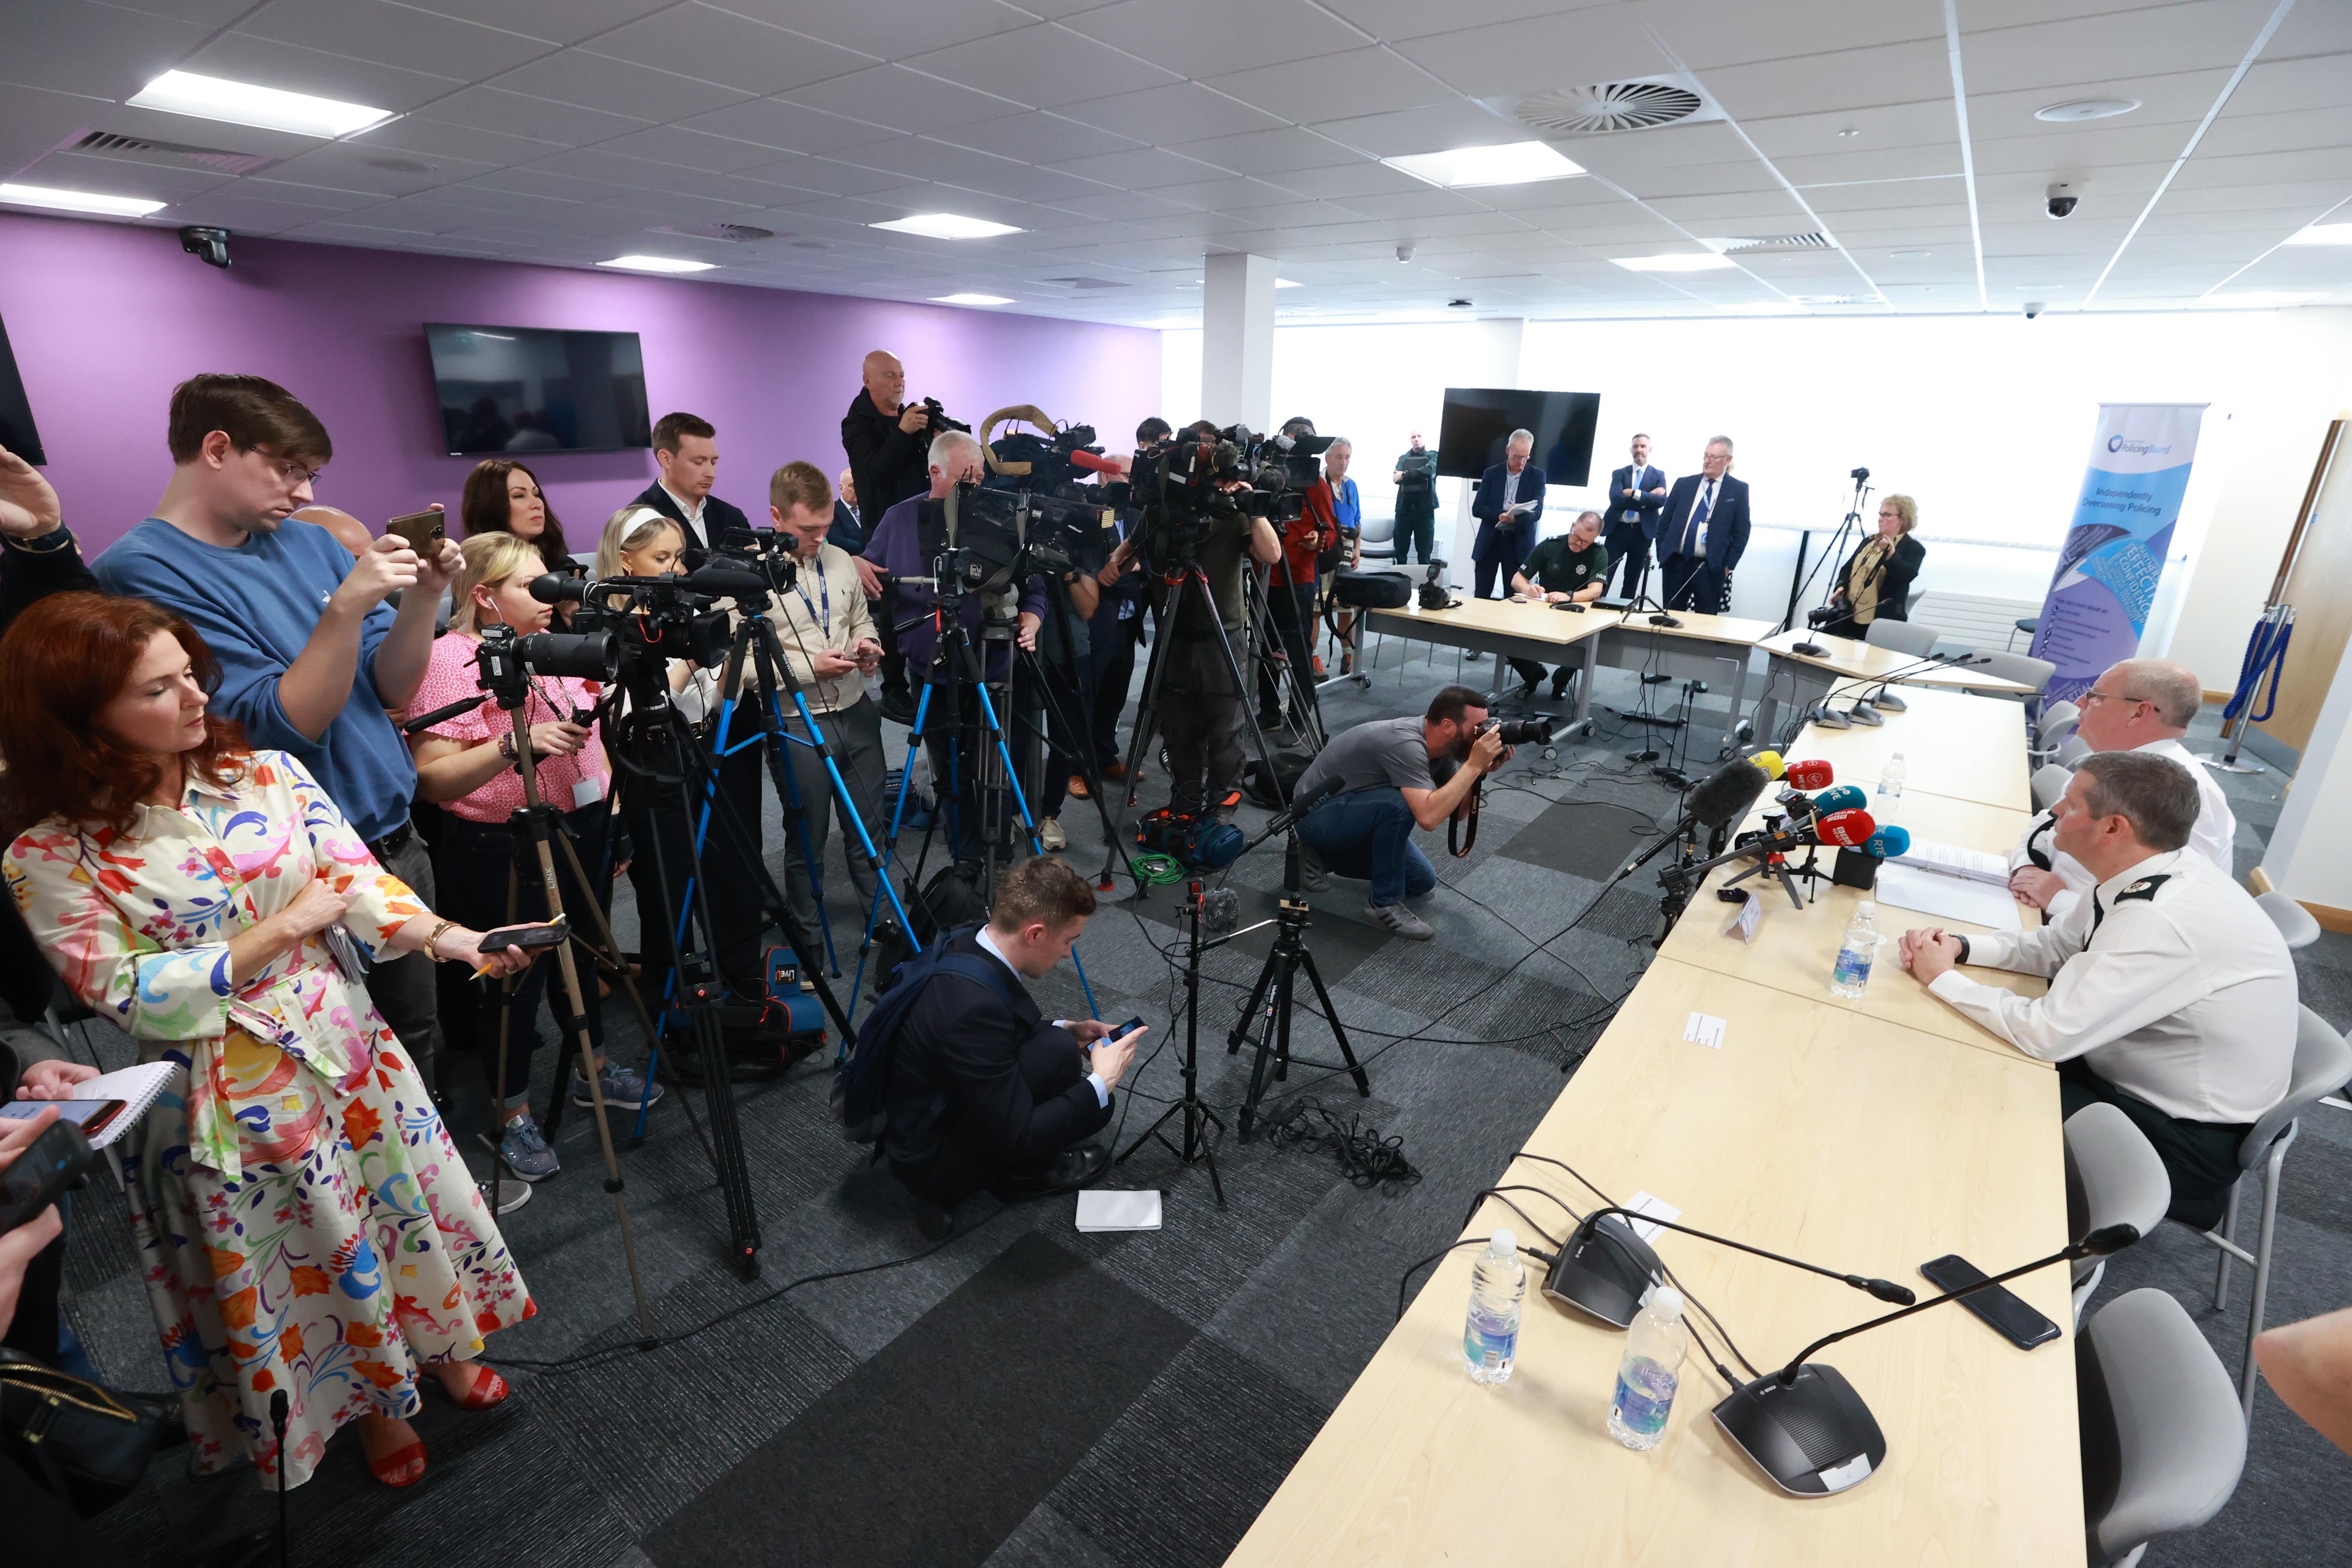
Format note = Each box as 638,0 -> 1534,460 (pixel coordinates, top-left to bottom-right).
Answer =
1752,628 -> 2040,741
1780,685 -> 2034,812
1226,690 -> 2076,1566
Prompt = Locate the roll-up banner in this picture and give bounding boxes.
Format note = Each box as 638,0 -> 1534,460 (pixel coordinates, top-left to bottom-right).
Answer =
2030,403 -> 2208,706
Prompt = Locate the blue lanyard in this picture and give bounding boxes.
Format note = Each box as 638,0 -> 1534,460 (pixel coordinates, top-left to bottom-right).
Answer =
793,554 -> 831,635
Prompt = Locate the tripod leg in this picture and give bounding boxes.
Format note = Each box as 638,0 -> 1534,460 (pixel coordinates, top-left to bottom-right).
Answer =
1297,948 -> 1370,1098
1234,946 -> 1286,1138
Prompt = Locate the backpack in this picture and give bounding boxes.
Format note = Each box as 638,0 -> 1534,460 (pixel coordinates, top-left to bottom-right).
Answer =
828,925 -> 1012,1147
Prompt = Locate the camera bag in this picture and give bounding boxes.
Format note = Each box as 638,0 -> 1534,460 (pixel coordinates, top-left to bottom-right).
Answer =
1330,568 -> 1411,610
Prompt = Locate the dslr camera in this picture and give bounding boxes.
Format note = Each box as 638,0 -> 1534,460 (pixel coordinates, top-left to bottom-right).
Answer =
473,619 -> 619,709
1477,714 -> 1554,747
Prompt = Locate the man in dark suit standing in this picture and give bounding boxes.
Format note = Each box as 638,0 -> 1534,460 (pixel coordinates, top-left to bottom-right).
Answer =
1603,432 -> 1668,600
628,410 -> 748,569
885,859 -> 1142,1228
1657,435 -> 1750,615
1469,429 -> 1544,623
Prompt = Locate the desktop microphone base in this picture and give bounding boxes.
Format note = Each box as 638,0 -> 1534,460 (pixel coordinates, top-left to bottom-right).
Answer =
1810,703 -> 1854,730
1871,690 -> 1907,713
1711,1363 -> 1886,1497
1542,1214 -> 1666,1329
1789,640 -> 1827,657
1848,701 -> 1883,727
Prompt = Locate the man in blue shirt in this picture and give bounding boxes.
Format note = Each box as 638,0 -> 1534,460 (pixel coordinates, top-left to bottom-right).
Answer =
95,374 -> 462,1092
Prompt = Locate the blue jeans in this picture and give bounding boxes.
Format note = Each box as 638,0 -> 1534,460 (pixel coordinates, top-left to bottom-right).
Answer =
1299,787 -> 1437,907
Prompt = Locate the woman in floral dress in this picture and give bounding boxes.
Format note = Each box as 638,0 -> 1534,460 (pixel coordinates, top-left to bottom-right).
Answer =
0,592 -> 544,1489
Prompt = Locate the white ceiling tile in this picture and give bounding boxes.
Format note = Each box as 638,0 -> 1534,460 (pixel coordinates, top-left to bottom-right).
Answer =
266,140 -> 507,193
1961,0 -> 2285,95
901,25 -> 1180,112
1315,0 -> 1599,45
2263,0 -> 2352,59
2168,147 -> 2352,190
708,0 -> 1034,59
2234,54 -> 2352,116
0,86 -> 127,184
780,64 -> 1024,134
2194,103 -> 2352,161
161,187 -> 359,232
0,0 -> 211,101
1201,48 -> 1454,126
1698,39 -> 1955,122
839,135 -> 1024,187
1162,126 -> 1361,178
1045,146 -> 1225,188
934,111 -> 1143,165
413,85 -> 653,146
941,162 -> 1114,205
672,97 -> 885,155
1035,188 -> 1199,221
1058,83 -> 1289,143
1779,144 -> 1963,185
1798,174 -> 1969,213
390,0 -> 675,47
348,116 -> 567,167
2161,179 -> 2352,213
1273,160 -> 1436,200
181,31 -> 469,112
242,0 -> 558,80
16,150 -> 232,201
594,123 -> 794,172
1308,100 -> 1529,159
735,153 -> 910,195
1648,0 -> 1943,72
580,3 -> 874,95
492,47 -> 753,120
1395,6 -> 1672,99
1968,121 -> 2215,178
1330,188 -> 1494,220
459,165 -> 634,201
1063,0 -> 1363,79
1147,175 -> 1309,211
1565,121 -> 1758,181
1741,99 -> 1964,160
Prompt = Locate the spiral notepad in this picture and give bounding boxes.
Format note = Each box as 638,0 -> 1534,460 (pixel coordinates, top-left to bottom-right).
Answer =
69,1062 -> 176,1148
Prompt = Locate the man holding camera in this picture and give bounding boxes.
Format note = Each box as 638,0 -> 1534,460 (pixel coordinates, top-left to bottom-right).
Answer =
765,461 -> 887,934
1507,509 -> 1610,700
1292,685 -> 1510,940
843,350 -> 955,722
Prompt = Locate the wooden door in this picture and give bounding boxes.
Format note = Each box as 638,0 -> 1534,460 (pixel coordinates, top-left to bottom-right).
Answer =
2256,416 -> 2351,754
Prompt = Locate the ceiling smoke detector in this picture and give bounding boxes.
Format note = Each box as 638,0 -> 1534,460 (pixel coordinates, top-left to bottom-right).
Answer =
1510,77 -> 1712,135
649,221 -> 774,242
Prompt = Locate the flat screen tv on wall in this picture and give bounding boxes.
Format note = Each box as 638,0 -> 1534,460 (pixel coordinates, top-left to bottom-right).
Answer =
1436,386 -> 1600,487
425,323 -> 652,456
0,312 -> 45,465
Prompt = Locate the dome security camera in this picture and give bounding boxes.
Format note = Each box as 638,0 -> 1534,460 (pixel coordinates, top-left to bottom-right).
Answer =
179,226 -> 232,268
2045,183 -> 2079,220
1396,242 -> 1416,263
2024,302 -> 2046,319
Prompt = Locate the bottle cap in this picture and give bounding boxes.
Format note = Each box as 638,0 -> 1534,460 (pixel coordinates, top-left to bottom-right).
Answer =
1490,1229 -> 1517,1256
1650,1286 -> 1684,1319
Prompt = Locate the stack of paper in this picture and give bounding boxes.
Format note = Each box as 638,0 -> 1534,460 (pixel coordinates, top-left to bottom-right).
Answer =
1892,839 -> 2012,886
1075,1189 -> 1163,1232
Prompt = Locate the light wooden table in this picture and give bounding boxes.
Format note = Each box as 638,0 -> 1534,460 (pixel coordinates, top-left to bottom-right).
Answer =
1365,596 -> 1610,720
1755,629 -> 2038,740
1655,790 -> 2048,1063
1780,687 -> 2032,812
1225,961 -> 2079,1568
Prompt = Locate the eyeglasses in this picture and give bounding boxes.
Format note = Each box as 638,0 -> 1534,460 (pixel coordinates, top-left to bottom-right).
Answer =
2079,688 -> 2144,708
251,450 -> 323,489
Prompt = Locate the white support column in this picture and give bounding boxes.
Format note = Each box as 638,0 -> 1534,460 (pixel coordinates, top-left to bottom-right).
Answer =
1447,318 -> 1525,584
1201,252 -> 1275,432
2261,636 -> 2352,913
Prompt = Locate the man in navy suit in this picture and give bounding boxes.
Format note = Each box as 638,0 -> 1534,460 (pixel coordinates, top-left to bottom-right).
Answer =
1603,432 -> 1668,600
1469,429 -> 1544,617
1657,435 -> 1750,615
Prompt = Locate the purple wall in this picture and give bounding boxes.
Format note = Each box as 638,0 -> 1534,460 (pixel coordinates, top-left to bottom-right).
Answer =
0,211 -> 1161,555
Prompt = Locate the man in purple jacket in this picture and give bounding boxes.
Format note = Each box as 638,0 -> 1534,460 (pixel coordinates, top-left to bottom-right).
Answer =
864,429 -> 1044,866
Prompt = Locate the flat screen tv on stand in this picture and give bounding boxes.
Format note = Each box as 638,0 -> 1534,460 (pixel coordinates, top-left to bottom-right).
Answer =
1435,386 -> 1600,487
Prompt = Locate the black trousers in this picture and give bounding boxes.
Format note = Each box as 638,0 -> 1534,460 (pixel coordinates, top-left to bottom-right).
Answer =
1661,553 -> 1728,614
1090,621 -> 1139,769
1257,580 -> 1320,724
889,1030 -> 1088,1206
1602,524 -> 1650,597
624,731 -> 767,997
435,804 -> 610,1105
2058,1058 -> 2250,1230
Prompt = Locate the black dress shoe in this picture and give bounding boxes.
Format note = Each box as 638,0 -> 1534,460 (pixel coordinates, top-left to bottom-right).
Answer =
991,1143 -> 1110,1202
879,687 -> 918,725
1550,673 -> 1572,700
1512,677 -> 1538,701
913,1201 -> 956,1243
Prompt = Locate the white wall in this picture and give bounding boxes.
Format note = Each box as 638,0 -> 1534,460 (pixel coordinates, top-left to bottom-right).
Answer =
1156,308 -> 2352,684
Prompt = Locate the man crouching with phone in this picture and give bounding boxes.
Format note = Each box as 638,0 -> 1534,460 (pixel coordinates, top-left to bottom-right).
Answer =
885,858 -> 1142,1234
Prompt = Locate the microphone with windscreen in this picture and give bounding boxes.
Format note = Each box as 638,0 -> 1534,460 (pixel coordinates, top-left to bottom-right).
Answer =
1813,808 -> 1877,848
1748,750 -> 1786,781
1687,755 -> 1771,831
1783,759 -> 1835,791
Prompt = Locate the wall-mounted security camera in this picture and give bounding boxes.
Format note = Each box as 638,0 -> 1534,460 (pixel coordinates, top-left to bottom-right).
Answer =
2045,183 -> 2079,220
1446,297 -> 1473,309
2023,301 -> 2046,319
179,225 -> 232,269
1396,242 -> 1416,263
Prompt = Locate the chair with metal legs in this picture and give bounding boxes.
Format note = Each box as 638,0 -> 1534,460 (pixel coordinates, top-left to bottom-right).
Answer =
2199,1004 -> 2352,1422
2077,1288 -> 2248,1566
2064,1103 -> 2169,1328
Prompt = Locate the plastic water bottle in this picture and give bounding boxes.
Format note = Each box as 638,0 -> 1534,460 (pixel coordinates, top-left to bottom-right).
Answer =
1831,901 -> 1878,999
1464,1229 -> 1526,1384
1878,750 -> 1907,800
1609,1286 -> 1688,1450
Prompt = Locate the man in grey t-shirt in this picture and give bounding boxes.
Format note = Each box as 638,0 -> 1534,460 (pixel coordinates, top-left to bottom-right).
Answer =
1294,685 -> 1510,939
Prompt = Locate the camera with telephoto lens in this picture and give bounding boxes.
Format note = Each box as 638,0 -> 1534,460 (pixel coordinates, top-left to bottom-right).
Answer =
917,395 -> 970,436
531,573 -> 733,671
1477,715 -> 1554,747
474,619 -> 620,707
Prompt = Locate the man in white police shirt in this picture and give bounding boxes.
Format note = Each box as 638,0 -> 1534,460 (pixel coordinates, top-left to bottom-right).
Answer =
2009,658 -> 2236,922
1901,751 -> 2293,1225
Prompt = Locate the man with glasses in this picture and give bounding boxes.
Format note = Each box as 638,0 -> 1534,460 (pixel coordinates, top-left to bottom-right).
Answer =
2007,658 -> 2236,920
95,374 -> 462,1096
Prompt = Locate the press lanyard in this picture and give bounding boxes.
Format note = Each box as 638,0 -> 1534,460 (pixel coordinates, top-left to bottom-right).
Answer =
794,555 -> 831,636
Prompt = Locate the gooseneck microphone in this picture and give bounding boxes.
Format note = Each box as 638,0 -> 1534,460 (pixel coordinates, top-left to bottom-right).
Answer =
1545,1206 -> 1914,1328
1713,1223 -> 2141,1497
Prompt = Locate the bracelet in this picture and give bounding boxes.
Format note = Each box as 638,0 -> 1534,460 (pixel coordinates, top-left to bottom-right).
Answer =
424,918 -> 460,954
497,733 -> 518,761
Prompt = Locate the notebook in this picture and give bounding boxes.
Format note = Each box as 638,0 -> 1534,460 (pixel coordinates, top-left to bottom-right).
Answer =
1075,1189 -> 1163,1233
69,1062 -> 177,1148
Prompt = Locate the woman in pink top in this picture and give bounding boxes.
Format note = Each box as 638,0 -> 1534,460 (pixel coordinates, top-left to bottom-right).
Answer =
406,534 -> 660,1184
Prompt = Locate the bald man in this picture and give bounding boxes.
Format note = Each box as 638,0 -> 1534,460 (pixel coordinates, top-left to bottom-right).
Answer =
845,351 -> 955,717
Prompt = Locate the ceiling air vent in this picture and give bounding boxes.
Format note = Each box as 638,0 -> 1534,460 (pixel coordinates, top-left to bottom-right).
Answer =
69,130 -> 277,176
649,221 -> 773,242
1718,233 -> 1830,255
1041,276 -> 1129,291
1512,78 -> 1708,136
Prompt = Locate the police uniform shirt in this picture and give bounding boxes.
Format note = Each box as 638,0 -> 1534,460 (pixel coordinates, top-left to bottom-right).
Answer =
1928,848 -> 2295,1123
1519,533 -> 1607,596
2006,736 -> 2239,920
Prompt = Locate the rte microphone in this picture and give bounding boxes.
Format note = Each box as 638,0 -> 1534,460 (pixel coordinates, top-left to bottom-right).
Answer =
1545,1206 -> 1915,1328
1713,1223 -> 2140,1497
1783,759 -> 1835,791
1864,824 -> 1911,859
1833,821 -> 1911,889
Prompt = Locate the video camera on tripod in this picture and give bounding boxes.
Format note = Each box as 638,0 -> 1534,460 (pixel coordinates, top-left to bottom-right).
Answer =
532,570 -> 737,673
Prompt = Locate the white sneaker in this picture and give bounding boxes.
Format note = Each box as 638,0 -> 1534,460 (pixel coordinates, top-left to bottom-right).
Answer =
1366,901 -> 1434,940
1038,817 -> 1068,851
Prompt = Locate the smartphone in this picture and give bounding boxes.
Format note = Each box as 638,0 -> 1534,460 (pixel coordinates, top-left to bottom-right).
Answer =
0,1117 -> 104,1237
478,915 -> 569,954
1111,1015 -> 1147,1041
1920,1253 -> 2061,1351
386,508 -> 446,554
1553,601 -> 1586,613
1,1099 -> 125,1136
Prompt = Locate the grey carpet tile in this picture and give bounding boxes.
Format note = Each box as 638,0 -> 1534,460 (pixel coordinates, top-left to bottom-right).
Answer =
58,1176 -> 141,1297
60,1268 -> 160,1390
982,1504 -> 1125,1568
2292,955 -> 2352,1042
1044,1334 -> 1332,1568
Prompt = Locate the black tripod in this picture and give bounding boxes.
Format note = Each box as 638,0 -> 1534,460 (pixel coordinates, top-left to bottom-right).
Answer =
1782,469 -> 1873,654
1225,824 -> 1370,1139
1115,879 -> 1224,1204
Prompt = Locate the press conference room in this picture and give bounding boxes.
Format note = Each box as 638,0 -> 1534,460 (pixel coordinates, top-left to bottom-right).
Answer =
1,0 -> 2350,1564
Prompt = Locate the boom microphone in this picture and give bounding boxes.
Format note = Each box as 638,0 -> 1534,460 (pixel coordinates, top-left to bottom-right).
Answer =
530,572 -> 588,605
1687,755 -> 1771,830
680,563 -> 772,598
1783,759 -> 1835,790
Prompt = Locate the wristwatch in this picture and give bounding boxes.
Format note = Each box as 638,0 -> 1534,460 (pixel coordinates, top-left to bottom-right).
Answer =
497,733 -> 518,761
1953,935 -> 1971,965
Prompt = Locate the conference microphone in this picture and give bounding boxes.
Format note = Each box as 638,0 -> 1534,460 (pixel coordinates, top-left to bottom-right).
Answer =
1659,805 -> 1875,891
1833,822 -> 1911,889
1712,1224 -> 2140,1498
1545,1206 -> 1915,1329
1864,824 -> 1911,859
1812,784 -> 1868,817
1783,759 -> 1835,791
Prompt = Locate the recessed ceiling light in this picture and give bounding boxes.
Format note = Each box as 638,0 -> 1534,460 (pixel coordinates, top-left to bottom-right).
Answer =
1836,127 -> 1860,138
871,213 -> 1022,240
0,182 -> 166,217
1382,141 -> 1584,190
1275,278 -> 1301,288
2036,98 -> 2141,122
129,69 -> 394,138
932,292 -> 1012,306
1888,249 -> 1931,259
2284,222 -> 2352,247
1614,253 -> 1737,273
598,254 -> 715,273
2193,291 -> 2317,309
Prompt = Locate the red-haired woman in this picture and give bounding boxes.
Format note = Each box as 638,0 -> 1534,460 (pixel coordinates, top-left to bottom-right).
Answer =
0,593 -> 543,1491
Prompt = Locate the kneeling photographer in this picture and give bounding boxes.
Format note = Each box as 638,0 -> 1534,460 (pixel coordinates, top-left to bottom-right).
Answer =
1292,685 -> 1513,940
407,533 -> 661,1182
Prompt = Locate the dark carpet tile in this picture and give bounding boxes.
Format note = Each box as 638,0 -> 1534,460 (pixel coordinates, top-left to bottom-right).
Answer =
1045,1334 -> 1331,1568
645,1234 -> 1194,1568
59,1174 -> 141,1297
982,1503 -> 1124,1568
1506,799 -> 1673,882
2291,954 -> 2352,1039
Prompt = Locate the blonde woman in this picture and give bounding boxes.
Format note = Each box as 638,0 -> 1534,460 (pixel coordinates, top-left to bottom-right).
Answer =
1820,493 -> 1925,638
405,533 -> 656,1184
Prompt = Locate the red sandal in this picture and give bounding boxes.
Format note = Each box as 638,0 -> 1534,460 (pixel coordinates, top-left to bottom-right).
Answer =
363,1432 -> 429,1488
443,1363 -> 511,1410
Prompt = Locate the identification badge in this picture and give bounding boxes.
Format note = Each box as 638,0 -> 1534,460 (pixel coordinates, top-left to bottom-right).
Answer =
573,777 -> 604,808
